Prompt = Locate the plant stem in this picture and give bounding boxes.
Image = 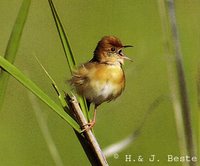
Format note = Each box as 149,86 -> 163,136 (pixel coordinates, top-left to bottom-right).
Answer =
65,94 -> 108,166
167,1 -> 196,164
157,0 -> 188,160
158,1 -> 197,165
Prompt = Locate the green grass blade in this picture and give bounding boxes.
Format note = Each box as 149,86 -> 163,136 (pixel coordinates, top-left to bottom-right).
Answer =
0,0 -> 31,110
0,56 -> 81,133
48,0 -> 89,121
48,0 -> 76,73
35,56 -> 67,108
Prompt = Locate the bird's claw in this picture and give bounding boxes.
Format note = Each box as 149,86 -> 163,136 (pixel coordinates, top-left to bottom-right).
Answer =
81,121 -> 95,133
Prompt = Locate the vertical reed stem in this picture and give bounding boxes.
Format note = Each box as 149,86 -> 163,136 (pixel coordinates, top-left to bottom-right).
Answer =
167,1 -> 196,163
158,1 -> 196,166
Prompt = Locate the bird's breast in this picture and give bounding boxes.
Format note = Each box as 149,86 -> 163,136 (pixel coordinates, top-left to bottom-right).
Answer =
91,64 -> 124,84
87,64 -> 125,104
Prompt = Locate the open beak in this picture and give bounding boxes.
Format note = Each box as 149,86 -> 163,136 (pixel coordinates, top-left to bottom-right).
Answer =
121,45 -> 133,62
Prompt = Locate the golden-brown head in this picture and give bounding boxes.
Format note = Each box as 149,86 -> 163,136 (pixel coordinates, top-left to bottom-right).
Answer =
92,36 -> 133,65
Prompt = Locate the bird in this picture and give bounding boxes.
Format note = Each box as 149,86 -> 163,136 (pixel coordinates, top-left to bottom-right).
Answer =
69,36 -> 132,131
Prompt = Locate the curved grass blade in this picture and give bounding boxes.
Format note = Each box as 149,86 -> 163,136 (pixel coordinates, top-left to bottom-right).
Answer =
103,95 -> 166,157
35,56 -> 67,108
0,0 -> 31,110
0,56 -> 81,133
48,0 -> 89,121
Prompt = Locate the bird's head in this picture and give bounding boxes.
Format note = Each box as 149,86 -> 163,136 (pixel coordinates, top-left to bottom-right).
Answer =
93,36 -> 133,65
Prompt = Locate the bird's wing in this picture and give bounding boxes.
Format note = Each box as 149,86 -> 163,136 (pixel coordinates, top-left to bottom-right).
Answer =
70,64 -> 88,85
69,63 -> 92,110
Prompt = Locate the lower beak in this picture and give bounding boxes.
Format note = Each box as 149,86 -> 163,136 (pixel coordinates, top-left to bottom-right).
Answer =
123,55 -> 133,62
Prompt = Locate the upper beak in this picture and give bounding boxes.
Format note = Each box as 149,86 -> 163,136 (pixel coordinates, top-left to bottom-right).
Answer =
123,45 -> 134,48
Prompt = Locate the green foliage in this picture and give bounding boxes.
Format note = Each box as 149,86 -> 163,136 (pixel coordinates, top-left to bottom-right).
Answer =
48,0 -> 89,120
0,56 -> 80,132
0,0 -> 31,110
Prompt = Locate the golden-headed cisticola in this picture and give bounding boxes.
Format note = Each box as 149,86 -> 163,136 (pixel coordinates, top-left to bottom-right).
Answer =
70,36 -> 132,130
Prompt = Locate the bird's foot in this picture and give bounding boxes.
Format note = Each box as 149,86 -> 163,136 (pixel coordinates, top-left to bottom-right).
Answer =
81,120 -> 95,133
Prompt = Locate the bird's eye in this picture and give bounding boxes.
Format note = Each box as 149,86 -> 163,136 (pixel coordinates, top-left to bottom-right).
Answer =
111,47 -> 116,52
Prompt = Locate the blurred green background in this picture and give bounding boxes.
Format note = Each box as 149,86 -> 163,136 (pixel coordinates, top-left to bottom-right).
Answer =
0,0 -> 199,165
